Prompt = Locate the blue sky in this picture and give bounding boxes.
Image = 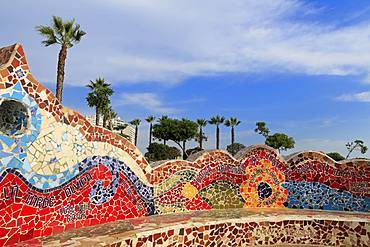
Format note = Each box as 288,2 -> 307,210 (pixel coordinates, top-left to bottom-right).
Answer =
1,0 -> 370,157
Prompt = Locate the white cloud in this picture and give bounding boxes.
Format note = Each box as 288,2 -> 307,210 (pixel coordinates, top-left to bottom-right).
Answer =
336,91 -> 370,102
2,0 -> 370,85
116,92 -> 177,113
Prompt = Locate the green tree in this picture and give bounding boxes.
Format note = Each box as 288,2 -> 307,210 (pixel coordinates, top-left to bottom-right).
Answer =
155,116 -> 170,145
227,143 -> 246,156
86,78 -> 114,126
225,117 -> 241,145
152,118 -> 198,159
36,16 -> 86,102
254,122 -> 270,138
327,152 -> 345,161
114,124 -> 130,140
265,133 -> 295,153
196,119 -> 207,149
114,123 -> 128,134
209,115 -> 225,149
146,116 -> 155,146
345,140 -> 368,159
178,118 -> 198,159
102,105 -> 116,130
129,119 -> 141,146
145,143 -> 181,162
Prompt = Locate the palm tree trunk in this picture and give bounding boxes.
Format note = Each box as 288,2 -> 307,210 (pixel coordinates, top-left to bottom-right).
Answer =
56,45 -> 67,102
231,126 -> 235,145
199,127 -> 203,149
216,125 -> 220,149
103,114 -> 107,128
149,124 -> 152,146
346,146 -> 355,159
183,140 -> 187,159
135,126 -> 138,146
95,107 -> 100,126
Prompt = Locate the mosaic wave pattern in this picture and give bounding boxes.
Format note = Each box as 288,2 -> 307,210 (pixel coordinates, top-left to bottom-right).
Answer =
0,43 -> 369,246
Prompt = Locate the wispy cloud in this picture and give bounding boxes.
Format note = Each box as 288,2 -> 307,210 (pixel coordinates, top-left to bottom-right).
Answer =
116,92 -> 178,113
336,91 -> 370,102
2,0 -> 370,86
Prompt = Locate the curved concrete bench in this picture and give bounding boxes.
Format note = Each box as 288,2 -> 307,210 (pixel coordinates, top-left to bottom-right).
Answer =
25,209 -> 370,246
0,44 -> 369,246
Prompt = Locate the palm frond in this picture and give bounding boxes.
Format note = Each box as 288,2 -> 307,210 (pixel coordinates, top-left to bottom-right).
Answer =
52,16 -> 64,35
72,24 -> 86,43
36,25 -> 59,46
225,119 -> 231,127
64,19 -> 75,35
36,16 -> 86,48
41,39 -> 58,47
146,116 -> 155,123
209,115 -> 225,125
130,119 -> 141,126
196,118 -> 207,127
36,25 -> 55,37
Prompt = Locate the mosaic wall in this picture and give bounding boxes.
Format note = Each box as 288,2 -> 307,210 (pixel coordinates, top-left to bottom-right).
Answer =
0,44 -> 369,245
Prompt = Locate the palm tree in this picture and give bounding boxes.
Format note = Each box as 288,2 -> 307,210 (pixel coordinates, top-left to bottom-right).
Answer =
146,116 -> 155,146
114,123 -> 129,138
225,117 -> 241,145
36,16 -> 86,102
86,78 -> 113,126
130,119 -> 141,146
102,105 -> 117,130
209,115 -> 225,149
196,119 -> 207,149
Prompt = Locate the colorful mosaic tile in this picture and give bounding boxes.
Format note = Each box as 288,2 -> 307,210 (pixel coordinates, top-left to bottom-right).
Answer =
0,43 -> 369,245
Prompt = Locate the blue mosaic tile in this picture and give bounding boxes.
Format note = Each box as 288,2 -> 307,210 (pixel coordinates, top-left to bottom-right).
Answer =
282,181 -> 370,212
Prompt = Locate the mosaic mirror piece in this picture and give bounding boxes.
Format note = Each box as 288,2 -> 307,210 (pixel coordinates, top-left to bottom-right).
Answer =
0,43 -> 369,246
0,99 -> 29,136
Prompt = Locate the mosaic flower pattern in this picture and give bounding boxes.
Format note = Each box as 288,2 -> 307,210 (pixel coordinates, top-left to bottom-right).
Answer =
181,182 -> 198,200
240,159 -> 288,208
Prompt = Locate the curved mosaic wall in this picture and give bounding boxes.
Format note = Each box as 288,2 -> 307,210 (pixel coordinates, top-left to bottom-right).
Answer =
0,44 -> 369,245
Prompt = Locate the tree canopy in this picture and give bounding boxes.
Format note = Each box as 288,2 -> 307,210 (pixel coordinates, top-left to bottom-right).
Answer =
225,117 -> 241,128
254,122 -> 294,153
327,152 -> 345,161
36,16 -> 86,48
254,122 -> 270,138
86,77 -> 114,126
227,143 -> 246,156
265,133 -> 295,152
209,115 -> 225,126
145,143 -> 181,162
152,117 -> 198,158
